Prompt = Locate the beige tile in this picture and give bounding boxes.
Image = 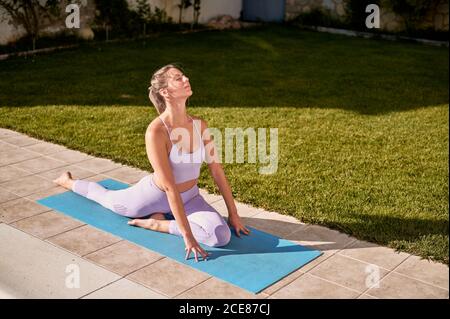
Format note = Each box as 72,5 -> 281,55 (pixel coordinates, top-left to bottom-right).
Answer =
82,278 -> 168,299
11,157 -> 67,174
11,211 -> 84,239
0,148 -> 40,166
285,225 -> 356,272
240,211 -> 306,238
23,142 -> 67,155
1,175 -> 55,196
210,199 -> 267,218
338,240 -> 410,271
357,293 -> 378,299
309,254 -> 390,293
103,166 -> 149,184
176,277 -> 268,299
37,165 -> 96,181
0,129 -> 22,139
0,198 -> 51,223
85,240 -> 163,276
0,187 -> 20,203
394,255 -> 449,290
0,223 -> 121,298
0,165 -> 31,183
205,198 -> 227,216
296,252 -> 334,273
25,186 -> 68,201
73,157 -> 121,174
47,225 -> 121,256
269,273 -> 359,299
261,268 -> 305,295
286,225 -> 356,252
127,258 -> 211,298
48,149 -> 93,164
87,174 -> 113,183
365,272 -> 449,299
2,135 -> 41,147
0,140 -> 17,152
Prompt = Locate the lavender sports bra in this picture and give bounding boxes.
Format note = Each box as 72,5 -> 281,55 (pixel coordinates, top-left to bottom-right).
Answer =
155,115 -> 206,184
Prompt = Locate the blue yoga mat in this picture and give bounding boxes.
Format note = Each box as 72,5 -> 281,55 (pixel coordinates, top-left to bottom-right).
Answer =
37,179 -> 322,293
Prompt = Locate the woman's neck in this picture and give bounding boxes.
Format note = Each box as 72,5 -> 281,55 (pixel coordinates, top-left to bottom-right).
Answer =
161,107 -> 189,126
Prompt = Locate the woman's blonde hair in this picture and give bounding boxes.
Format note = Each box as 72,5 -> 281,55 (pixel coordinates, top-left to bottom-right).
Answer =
148,63 -> 186,114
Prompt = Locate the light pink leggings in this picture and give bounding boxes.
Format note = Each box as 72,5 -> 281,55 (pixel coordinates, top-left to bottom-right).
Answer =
72,174 -> 231,247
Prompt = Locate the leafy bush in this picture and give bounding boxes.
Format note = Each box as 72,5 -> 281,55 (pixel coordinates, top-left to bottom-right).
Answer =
291,0 -> 447,41
0,0 -> 62,50
343,0 -> 382,31
289,7 -> 347,29
93,0 -> 142,39
383,0 -> 445,34
93,0 -> 199,40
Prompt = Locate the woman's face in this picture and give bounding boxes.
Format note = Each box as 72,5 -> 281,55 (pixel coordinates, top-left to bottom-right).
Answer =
163,68 -> 192,100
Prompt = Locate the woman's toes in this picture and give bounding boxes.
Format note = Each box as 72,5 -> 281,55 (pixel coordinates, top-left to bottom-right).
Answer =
53,172 -> 71,186
128,219 -> 156,230
128,219 -> 147,228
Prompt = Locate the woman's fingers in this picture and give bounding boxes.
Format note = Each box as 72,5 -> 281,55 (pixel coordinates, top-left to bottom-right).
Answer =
234,225 -> 252,237
195,247 -> 208,262
185,246 -> 209,262
200,248 -> 209,260
194,250 -> 199,262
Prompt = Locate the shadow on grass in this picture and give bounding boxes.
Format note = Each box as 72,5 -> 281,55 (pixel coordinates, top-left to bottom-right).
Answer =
1,25 -> 448,115
247,214 -> 447,245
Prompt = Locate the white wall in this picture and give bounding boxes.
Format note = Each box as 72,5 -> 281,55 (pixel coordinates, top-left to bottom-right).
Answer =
0,0 -> 49,45
0,19 -> 25,46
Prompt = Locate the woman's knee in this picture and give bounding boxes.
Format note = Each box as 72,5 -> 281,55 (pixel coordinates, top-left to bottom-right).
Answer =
209,224 -> 231,247
187,210 -> 232,247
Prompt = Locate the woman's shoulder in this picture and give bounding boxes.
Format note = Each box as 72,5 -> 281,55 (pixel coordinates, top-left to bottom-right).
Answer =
146,116 -> 166,137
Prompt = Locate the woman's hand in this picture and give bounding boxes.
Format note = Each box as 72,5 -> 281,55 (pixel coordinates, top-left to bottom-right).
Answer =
184,234 -> 210,262
228,214 -> 251,238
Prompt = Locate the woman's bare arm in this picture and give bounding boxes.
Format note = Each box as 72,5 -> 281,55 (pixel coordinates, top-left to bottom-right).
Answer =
196,118 -> 250,237
196,118 -> 238,216
208,160 -> 239,217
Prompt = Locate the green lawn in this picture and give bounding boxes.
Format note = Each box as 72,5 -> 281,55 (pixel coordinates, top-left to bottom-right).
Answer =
0,25 -> 448,263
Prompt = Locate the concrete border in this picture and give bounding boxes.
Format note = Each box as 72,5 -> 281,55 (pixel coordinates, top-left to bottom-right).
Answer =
298,25 -> 449,47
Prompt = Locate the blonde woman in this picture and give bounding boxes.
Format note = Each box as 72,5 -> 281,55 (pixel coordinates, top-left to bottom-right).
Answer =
54,64 -> 250,262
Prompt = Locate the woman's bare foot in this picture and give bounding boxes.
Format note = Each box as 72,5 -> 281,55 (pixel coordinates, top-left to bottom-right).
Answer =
53,172 -> 74,189
128,213 -> 170,233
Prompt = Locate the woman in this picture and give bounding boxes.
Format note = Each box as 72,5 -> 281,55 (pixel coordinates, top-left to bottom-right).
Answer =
53,64 -> 250,262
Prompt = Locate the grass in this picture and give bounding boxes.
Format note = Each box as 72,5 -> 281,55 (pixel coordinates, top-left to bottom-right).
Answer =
0,24 -> 448,263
